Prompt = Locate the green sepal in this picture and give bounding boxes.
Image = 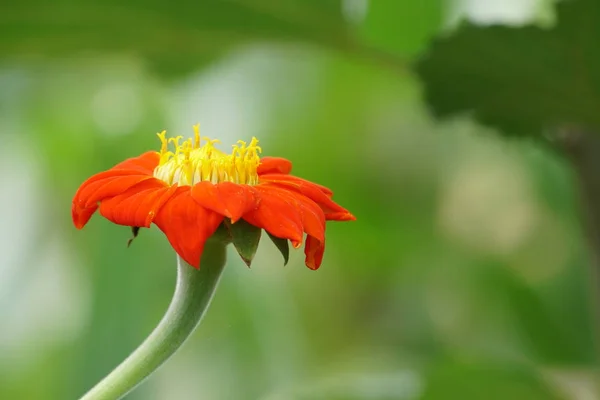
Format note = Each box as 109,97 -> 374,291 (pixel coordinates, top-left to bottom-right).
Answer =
127,226 -> 141,247
225,219 -> 262,267
267,232 -> 289,266
210,222 -> 234,245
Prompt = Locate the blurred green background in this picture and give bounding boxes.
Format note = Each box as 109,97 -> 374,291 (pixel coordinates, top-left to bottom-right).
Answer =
0,0 -> 595,399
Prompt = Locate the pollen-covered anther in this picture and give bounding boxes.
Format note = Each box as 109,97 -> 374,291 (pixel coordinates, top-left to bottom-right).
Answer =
153,126 -> 261,186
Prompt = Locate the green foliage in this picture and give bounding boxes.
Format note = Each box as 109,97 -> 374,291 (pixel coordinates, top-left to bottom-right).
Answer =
416,0 -> 600,137
0,0 -> 447,78
0,0 -> 350,78
360,0 -> 444,57
422,360 -> 564,400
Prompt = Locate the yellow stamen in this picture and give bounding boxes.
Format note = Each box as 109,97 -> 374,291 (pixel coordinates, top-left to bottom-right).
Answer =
153,126 -> 262,186
168,136 -> 184,156
193,124 -> 201,148
157,130 -> 168,153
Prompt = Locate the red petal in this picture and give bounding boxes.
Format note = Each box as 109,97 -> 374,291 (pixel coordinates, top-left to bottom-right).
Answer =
321,211 -> 356,221
153,188 -> 224,268
242,186 -> 304,247
257,157 -> 292,175
99,180 -> 176,227
73,169 -> 150,205
72,202 -> 98,229
260,173 -> 333,196
259,175 -> 355,221
280,187 -> 325,242
305,235 -> 325,270
75,174 -> 155,208
190,181 -> 258,222
300,203 -> 325,242
72,170 -> 156,229
112,151 -> 160,174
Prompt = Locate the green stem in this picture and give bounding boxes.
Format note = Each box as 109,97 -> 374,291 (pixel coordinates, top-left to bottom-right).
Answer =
79,243 -> 227,400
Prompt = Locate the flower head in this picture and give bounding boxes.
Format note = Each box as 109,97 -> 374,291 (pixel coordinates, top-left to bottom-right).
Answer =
72,125 -> 356,269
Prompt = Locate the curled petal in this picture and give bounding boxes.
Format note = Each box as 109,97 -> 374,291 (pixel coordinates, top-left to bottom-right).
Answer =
73,170 -> 151,206
243,186 -> 304,247
72,171 -> 155,229
248,185 -> 326,249
260,173 -> 333,197
277,187 -> 325,242
305,235 -> 325,270
112,151 -> 161,174
153,188 -> 224,268
298,198 -> 325,242
191,181 -> 258,223
257,157 -> 293,175
99,179 -> 176,228
72,202 -> 98,230
259,174 -> 355,221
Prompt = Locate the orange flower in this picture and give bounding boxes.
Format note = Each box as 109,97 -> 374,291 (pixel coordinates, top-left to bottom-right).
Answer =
72,126 -> 355,269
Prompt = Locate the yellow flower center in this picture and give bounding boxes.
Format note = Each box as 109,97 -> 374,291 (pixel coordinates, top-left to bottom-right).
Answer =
153,124 -> 262,186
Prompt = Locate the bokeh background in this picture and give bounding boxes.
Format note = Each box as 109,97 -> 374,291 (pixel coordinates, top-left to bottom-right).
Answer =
0,0 -> 595,399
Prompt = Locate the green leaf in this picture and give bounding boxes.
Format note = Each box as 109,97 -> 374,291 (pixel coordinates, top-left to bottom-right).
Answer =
0,0 -> 350,78
359,0 -> 444,58
267,232 -> 289,266
226,219 -> 262,267
490,266 -> 595,365
422,359 -> 563,400
415,0 -> 600,137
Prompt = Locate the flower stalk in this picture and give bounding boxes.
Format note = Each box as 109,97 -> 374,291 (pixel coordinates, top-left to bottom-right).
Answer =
79,241 -> 227,400
72,126 -> 355,398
